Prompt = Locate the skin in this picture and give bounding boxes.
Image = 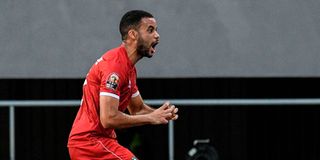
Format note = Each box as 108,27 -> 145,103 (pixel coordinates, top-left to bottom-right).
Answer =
100,17 -> 178,129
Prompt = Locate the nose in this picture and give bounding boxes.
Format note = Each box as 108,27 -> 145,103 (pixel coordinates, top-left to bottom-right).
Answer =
155,31 -> 160,40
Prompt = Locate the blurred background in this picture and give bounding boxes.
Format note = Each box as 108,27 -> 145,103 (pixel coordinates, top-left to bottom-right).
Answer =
1,0 -> 320,159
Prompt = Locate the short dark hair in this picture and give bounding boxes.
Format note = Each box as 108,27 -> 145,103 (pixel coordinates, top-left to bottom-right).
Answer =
119,10 -> 154,40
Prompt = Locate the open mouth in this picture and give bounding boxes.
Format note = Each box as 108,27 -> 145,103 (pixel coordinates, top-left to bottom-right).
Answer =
150,41 -> 159,53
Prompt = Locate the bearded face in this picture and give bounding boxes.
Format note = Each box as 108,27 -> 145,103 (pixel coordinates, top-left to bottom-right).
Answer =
135,18 -> 159,58
136,36 -> 156,58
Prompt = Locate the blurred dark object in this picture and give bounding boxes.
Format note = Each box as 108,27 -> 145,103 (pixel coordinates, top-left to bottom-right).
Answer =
186,139 -> 219,160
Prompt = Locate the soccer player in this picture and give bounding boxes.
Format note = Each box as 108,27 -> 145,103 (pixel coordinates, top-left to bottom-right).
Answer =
67,10 -> 178,160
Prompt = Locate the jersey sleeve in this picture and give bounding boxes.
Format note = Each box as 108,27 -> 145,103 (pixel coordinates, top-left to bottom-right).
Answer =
99,61 -> 123,100
131,85 -> 139,98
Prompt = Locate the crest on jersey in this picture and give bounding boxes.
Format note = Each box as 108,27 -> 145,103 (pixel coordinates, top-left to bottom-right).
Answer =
106,73 -> 119,90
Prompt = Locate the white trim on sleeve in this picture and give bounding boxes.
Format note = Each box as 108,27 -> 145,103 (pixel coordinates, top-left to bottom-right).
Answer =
131,91 -> 140,98
100,92 -> 120,99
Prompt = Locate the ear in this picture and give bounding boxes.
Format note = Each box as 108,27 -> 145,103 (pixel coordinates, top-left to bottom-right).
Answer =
128,29 -> 138,40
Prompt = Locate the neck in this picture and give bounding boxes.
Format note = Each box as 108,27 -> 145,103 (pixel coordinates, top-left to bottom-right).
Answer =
123,41 -> 142,65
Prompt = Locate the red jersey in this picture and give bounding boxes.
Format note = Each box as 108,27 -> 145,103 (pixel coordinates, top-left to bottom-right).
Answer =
68,44 -> 139,147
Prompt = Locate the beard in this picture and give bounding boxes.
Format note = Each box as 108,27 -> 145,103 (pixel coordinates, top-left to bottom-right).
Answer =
137,37 -> 153,58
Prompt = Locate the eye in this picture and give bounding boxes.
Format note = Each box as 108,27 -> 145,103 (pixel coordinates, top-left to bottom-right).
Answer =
147,27 -> 154,33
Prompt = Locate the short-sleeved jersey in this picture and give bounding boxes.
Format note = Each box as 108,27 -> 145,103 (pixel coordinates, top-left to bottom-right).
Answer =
68,44 -> 139,147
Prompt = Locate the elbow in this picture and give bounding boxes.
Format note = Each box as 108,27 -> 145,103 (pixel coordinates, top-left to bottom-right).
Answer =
100,116 -> 115,129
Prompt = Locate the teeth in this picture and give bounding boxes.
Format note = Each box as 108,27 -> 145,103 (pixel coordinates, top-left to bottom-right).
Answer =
150,43 -> 157,53
152,43 -> 157,48
151,47 -> 156,53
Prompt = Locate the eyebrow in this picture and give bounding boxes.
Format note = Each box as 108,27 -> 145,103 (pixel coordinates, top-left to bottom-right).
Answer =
147,25 -> 157,30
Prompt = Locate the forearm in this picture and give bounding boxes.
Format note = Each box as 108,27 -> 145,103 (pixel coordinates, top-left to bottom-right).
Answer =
101,100 -> 175,129
100,95 -> 154,129
129,94 -> 155,115
101,111 -> 152,129
134,104 -> 155,115
100,95 -> 173,129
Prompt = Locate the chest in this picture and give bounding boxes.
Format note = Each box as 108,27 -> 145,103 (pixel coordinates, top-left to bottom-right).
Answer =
118,70 -> 137,110
121,71 -> 136,93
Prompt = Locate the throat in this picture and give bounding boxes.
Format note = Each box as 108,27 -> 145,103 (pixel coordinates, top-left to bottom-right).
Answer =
127,51 -> 142,65
123,43 -> 142,65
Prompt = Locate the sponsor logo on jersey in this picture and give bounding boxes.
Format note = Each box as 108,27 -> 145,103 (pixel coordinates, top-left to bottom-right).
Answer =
106,73 -> 119,90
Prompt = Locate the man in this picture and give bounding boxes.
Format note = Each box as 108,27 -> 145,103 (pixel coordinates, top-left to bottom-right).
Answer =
67,10 -> 179,160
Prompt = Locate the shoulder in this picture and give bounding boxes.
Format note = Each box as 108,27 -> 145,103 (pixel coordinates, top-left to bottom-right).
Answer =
96,47 -> 128,77
102,47 -> 121,62
99,47 -> 124,68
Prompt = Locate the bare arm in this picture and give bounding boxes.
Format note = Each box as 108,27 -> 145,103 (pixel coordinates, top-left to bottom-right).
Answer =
128,94 -> 179,120
128,94 -> 155,115
99,95 -> 175,129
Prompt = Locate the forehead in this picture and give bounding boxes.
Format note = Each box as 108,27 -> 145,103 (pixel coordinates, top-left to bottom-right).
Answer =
139,17 -> 157,28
